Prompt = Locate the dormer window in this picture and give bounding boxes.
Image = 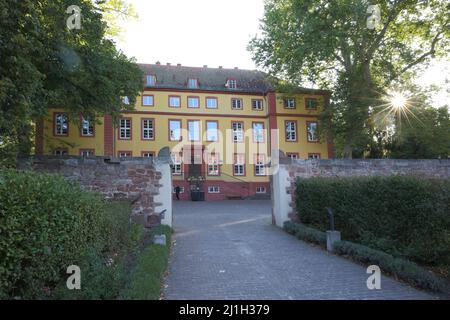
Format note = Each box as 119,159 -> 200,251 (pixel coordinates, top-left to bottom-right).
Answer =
187,78 -> 199,89
146,75 -> 156,86
226,79 -> 237,89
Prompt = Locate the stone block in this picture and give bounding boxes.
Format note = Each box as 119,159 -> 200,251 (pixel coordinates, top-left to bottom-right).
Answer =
326,231 -> 341,252
153,234 -> 166,246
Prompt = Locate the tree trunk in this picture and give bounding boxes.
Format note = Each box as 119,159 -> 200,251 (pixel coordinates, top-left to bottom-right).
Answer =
16,124 -> 32,160
343,144 -> 353,159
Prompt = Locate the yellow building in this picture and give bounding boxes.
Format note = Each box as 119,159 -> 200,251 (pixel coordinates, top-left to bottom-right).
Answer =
36,63 -> 332,200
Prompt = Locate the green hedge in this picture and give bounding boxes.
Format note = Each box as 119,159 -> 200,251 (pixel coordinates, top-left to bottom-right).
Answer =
295,175 -> 450,266
333,241 -> 447,292
284,221 -> 326,247
0,170 -> 143,299
50,201 -> 145,300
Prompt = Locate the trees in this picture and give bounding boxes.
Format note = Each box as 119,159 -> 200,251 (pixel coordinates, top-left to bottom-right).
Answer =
386,106 -> 450,159
96,0 -> 138,37
249,0 -> 450,158
0,0 -> 143,163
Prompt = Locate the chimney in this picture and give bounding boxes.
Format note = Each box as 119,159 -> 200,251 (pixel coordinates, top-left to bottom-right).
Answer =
155,61 -> 161,65
234,67 -> 238,70
219,66 -> 223,69
203,65 -> 208,68
166,62 -> 171,66
177,63 -> 181,67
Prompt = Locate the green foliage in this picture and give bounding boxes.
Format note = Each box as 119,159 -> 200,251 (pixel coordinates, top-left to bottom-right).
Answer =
0,170 -> 147,299
250,0 -> 450,157
295,176 -> 450,266
0,0 -> 143,160
283,221 -> 326,247
387,106 -> 450,159
96,0 -> 138,38
0,169 -> 103,298
51,201 -> 146,300
120,225 -> 172,300
0,136 -> 19,168
333,241 -> 447,292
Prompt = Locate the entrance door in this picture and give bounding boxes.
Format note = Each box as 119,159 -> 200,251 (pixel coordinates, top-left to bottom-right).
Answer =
186,145 -> 205,200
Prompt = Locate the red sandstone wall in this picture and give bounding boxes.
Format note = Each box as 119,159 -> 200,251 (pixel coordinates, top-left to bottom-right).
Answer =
30,156 -> 162,219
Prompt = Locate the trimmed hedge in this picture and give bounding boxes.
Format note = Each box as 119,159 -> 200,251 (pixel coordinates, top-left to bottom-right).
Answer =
333,240 -> 447,292
284,221 -> 326,247
0,170 -> 144,299
296,175 -> 450,266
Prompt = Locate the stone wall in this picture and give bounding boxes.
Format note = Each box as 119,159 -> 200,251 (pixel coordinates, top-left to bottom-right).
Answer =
26,156 -> 173,227
271,159 -> 450,227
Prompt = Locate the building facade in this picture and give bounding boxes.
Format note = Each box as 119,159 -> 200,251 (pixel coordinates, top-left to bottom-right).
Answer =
35,63 -> 332,200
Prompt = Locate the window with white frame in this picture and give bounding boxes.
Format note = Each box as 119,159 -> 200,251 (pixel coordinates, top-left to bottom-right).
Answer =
253,122 -> 264,143
171,153 -> 183,175
207,153 -> 220,176
81,116 -> 94,136
231,98 -> 243,110
284,98 -> 296,109
54,148 -> 68,156
119,118 -> 131,139
188,96 -> 200,108
232,122 -> 244,142
118,151 -> 132,157
142,119 -> 154,140
285,121 -> 297,141
208,186 -> 220,193
169,96 -> 181,107
254,155 -> 265,176
227,79 -> 237,89
169,120 -> 181,141
305,98 -> 318,109
206,97 -> 218,109
142,95 -> 154,106
187,78 -> 199,89
80,149 -> 94,157
142,152 -> 154,158
206,121 -> 218,142
146,75 -> 156,86
308,153 -> 321,159
256,186 -> 266,194
54,113 -> 68,136
287,153 -> 299,160
188,120 -> 200,141
307,122 -> 319,142
234,154 -> 245,176
252,99 -> 263,111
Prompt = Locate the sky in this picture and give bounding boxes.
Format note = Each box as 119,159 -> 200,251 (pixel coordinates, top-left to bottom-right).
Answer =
114,0 -> 448,107
115,0 -> 264,70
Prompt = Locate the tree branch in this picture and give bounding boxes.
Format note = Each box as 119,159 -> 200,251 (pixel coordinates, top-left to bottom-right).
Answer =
339,39 -> 353,72
388,26 -> 447,83
365,1 -> 402,60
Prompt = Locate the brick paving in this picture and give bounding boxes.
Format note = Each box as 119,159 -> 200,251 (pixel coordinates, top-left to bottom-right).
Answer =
163,200 -> 435,300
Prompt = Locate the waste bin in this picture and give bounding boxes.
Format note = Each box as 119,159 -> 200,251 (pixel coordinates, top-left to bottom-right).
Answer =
191,191 -> 205,201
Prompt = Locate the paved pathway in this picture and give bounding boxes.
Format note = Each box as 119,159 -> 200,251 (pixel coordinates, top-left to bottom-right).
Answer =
163,200 -> 434,300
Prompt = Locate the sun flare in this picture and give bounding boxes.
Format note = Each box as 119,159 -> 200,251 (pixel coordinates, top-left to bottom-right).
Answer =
390,92 -> 407,109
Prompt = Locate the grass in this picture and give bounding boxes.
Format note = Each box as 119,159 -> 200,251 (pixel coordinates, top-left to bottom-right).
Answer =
120,225 -> 172,300
51,200 -> 173,300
